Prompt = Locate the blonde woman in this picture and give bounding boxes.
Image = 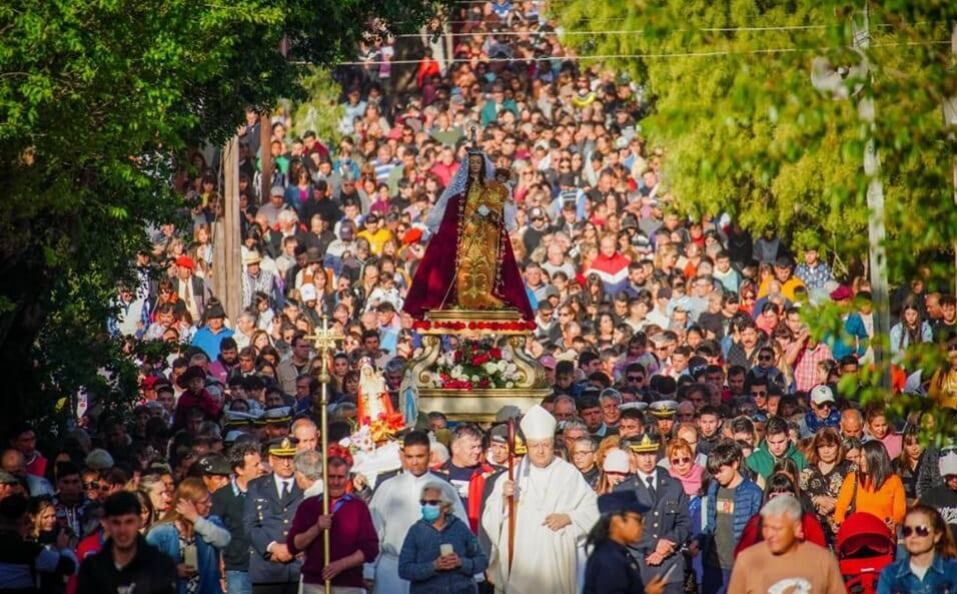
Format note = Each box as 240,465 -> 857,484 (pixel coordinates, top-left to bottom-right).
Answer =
146,477 -> 231,594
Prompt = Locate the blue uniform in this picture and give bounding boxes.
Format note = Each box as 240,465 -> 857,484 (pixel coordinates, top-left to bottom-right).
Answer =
243,474 -> 304,591
583,540 -> 646,594
614,468 -> 691,594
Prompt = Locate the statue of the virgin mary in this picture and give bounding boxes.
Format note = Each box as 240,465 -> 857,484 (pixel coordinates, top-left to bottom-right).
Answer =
403,148 -> 533,321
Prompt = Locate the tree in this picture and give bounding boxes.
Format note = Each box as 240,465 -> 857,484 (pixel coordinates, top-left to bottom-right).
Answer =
0,0 -> 449,436
559,0 -> 957,413
558,0 -> 957,271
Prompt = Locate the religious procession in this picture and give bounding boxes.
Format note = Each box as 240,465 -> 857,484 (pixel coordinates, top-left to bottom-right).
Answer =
4,1 -> 957,594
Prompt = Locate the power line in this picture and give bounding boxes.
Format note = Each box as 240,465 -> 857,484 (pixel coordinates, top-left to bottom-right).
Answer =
317,40 -> 949,67
390,24 -> 840,39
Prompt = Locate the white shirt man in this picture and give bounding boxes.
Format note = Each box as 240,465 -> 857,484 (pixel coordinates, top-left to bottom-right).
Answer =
482,405 -> 599,594
366,431 -> 466,594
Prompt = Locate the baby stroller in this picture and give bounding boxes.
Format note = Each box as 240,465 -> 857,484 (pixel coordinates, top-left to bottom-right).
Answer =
835,512 -> 896,594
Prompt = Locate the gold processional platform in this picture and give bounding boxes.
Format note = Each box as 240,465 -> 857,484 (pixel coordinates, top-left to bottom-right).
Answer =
408,308 -> 551,422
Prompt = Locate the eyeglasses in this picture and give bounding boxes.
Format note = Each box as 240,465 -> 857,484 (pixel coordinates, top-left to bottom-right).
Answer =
627,375 -> 644,382
670,457 -> 691,465
902,525 -> 931,538
758,355 -> 773,362
419,499 -> 442,506
751,390 -> 767,397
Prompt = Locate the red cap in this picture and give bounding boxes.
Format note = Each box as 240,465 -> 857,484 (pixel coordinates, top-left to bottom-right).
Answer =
402,228 -> 423,245
829,285 -> 853,301
175,256 -> 195,270
140,375 -> 160,390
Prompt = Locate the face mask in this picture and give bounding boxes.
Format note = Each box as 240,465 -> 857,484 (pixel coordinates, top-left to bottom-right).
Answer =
421,503 -> 441,522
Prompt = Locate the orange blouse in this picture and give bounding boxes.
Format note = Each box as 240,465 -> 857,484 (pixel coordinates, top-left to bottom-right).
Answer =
833,471 -> 906,527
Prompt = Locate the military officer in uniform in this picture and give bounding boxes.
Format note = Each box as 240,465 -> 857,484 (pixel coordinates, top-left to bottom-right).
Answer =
244,437 -> 304,594
615,432 -> 690,594
648,400 -> 679,438
583,491 -> 666,594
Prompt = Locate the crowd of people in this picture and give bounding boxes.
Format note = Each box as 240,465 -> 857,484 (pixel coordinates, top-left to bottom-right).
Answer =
10,0 -> 957,593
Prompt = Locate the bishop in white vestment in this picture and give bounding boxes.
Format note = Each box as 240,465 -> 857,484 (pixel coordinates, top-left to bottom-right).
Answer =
481,405 -> 599,594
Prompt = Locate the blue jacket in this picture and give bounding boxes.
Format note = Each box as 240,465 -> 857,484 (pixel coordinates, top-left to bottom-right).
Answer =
696,477 -> 763,560
146,516 -> 231,594
877,552 -> 957,594
191,326 -> 234,360
805,408 -> 841,434
398,514 -> 488,594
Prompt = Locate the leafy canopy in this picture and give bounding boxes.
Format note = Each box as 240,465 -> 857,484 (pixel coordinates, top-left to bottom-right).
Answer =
0,0 -> 447,432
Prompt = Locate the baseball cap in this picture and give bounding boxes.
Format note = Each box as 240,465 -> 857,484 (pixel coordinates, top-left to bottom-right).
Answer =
940,451 -> 957,477
810,385 -> 835,406
197,454 -> 232,476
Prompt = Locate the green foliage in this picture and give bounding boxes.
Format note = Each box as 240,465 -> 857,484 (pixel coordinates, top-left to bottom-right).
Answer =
558,0 -> 957,280
0,0 -> 448,432
291,67 -> 346,148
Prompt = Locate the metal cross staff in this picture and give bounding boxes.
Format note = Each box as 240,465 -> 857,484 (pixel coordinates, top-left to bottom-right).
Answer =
306,315 -> 343,594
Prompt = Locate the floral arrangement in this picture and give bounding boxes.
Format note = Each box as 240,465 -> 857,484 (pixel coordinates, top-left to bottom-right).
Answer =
370,411 -> 405,442
425,340 -> 519,390
412,319 -> 536,332
338,411 -> 405,455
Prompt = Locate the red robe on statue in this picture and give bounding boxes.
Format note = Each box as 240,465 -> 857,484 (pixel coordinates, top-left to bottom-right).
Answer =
403,192 -> 533,321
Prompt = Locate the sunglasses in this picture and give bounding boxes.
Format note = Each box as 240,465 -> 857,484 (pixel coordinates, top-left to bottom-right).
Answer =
751,390 -> 767,397
758,355 -> 773,362
902,525 -> 931,538
627,376 -> 644,382
670,457 -> 691,465
420,499 -> 442,506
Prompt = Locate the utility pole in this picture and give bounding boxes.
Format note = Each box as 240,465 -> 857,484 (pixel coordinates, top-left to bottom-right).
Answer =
854,6 -> 891,390
950,21 -> 957,295
222,135 -> 242,321
213,135 -> 243,322
260,112 -> 273,204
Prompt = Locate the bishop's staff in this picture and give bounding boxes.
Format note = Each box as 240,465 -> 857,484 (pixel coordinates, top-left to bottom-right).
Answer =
506,418 -> 517,575
306,315 -> 343,594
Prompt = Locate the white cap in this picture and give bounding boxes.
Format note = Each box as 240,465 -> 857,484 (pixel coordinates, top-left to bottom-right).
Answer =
603,448 -> 630,474
300,283 -> 317,302
940,451 -> 957,477
520,404 -> 557,441
810,385 -> 835,405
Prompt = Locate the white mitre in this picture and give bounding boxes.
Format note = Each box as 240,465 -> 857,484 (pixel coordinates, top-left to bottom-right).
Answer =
520,404 -> 557,441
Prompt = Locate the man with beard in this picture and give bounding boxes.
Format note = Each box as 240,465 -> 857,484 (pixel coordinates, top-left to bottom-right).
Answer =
209,337 -> 241,384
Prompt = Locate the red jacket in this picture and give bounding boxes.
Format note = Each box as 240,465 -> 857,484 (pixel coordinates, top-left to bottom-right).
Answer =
733,510 -> 827,558
172,388 -> 222,429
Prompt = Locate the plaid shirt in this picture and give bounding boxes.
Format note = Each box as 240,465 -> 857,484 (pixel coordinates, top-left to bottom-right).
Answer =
794,341 -> 833,392
795,262 -> 832,290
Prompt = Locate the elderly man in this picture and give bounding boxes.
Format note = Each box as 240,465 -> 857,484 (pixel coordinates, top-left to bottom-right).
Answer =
727,495 -> 845,594
288,450 -> 378,594
840,408 -> 864,440
291,418 -> 318,452
482,405 -> 599,594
